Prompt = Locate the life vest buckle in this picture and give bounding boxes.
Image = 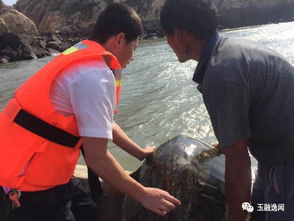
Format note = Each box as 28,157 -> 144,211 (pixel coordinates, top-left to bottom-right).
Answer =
8,189 -> 21,209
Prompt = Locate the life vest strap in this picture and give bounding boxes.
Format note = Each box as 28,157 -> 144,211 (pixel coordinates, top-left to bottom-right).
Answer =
14,109 -> 80,148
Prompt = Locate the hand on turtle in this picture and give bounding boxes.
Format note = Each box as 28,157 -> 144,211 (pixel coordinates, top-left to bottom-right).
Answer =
137,146 -> 156,161
212,143 -> 219,148
211,143 -> 224,154
137,187 -> 181,215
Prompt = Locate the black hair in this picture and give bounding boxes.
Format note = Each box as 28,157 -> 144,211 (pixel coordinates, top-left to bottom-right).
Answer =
160,0 -> 218,39
90,3 -> 143,44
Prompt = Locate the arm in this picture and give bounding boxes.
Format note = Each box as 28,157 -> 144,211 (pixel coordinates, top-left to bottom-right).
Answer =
112,122 -> 155,160
220,139 -> 251,221
82,136 -> 181,215
65,66 -> 180,213
203,82 -> 252,221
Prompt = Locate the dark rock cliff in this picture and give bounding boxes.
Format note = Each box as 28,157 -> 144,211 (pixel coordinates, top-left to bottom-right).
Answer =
0,1 -> 83,63
14,0 -> 294,35
1,0 -> 294,63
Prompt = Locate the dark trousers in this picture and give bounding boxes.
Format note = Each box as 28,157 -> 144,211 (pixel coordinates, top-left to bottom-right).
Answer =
0,178 -> 98,221
0,188 -> 10,221
251,161 -> 294,221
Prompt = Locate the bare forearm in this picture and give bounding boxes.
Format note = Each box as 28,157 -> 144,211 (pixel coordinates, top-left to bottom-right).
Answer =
225,157 -> 251,221
85,149 -> 144,200
220,139 -> 251,221
82,136 -> 180,215
112,122 -> 144,159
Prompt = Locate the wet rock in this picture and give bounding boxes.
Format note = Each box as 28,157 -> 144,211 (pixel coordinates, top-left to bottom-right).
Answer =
1,46 -> 17,58
26,37 -> 51,58
19,43 -> 37,60
0,32 -> 40,62
42,31 -> 62,43
0,2 -> 41,62
46,41 -> 63,51
0,56 -> 9,63
0,32 -> 21,50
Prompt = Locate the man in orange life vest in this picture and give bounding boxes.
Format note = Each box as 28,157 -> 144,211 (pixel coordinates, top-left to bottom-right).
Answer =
0,3 -> 180,221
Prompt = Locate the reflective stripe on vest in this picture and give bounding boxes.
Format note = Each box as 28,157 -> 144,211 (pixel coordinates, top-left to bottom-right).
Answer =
63,42 -> 122,113
113,70 -> 122,114
0,40 -> 121,191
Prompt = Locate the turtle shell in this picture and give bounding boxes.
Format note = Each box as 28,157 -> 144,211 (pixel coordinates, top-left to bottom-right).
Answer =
123,135 -> 227,221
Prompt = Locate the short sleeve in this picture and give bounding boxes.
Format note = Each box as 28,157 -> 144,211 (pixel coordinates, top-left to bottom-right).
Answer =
202,82 -> 251,147
68,69 -> 115,139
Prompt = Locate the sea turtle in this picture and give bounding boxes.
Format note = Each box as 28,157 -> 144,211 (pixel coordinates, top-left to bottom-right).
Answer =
123,135 -> 227,221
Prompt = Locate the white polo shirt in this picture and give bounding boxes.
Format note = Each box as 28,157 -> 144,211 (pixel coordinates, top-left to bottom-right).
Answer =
50,60 -> 115,140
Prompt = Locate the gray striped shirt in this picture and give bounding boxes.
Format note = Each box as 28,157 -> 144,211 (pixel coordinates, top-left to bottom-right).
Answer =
194,34 -> 294,165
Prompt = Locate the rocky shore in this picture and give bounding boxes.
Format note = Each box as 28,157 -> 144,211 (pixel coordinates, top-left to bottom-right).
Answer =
0,1 -> 84,63
0,30 -> 83,63
1,0 -> 294,63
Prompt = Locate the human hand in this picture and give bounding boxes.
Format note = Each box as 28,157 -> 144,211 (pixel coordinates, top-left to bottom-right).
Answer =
137,187 -> 181,216
211,143 -> 223,154
137,146 -> 156,161
212,143 -> 219,148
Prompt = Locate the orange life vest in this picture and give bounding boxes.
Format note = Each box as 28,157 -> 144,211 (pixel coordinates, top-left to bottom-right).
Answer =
0,40 -> 121,191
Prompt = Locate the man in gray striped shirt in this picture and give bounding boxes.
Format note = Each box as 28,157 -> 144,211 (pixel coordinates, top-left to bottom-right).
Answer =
161,0 -> 294,220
